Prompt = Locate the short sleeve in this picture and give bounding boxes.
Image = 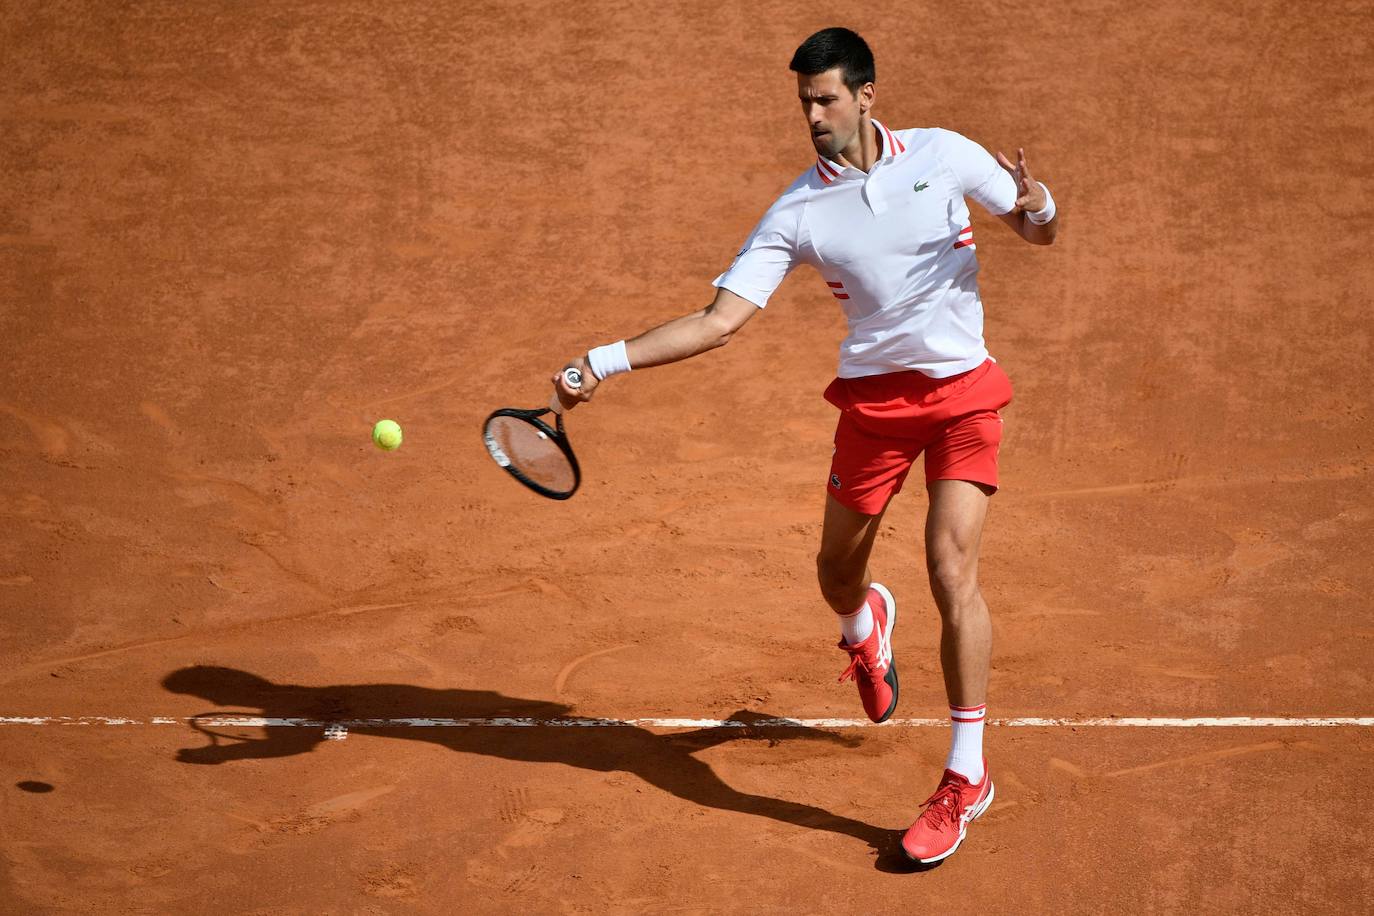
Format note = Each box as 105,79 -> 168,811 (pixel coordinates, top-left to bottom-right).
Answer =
712,198 -> 802,308
934,128 -> 1018,216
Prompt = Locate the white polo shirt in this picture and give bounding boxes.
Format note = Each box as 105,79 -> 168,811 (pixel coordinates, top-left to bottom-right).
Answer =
713,119 -> 1019,379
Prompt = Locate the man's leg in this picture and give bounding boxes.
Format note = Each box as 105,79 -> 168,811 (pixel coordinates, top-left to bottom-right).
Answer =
900,477 -> 998,864
817,492 -> 900,723
816,492 -> 886,615
899,364 -> 1009,863
924,478 -> 994,710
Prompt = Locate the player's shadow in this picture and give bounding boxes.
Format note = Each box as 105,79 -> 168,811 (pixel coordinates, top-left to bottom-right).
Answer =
163,665 -> 922,869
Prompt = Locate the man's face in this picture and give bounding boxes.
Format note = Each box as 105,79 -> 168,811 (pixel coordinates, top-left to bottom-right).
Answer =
797,68 -> 872,159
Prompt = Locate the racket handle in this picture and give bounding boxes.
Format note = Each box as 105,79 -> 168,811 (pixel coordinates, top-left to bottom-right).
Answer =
550,366 -> 583,414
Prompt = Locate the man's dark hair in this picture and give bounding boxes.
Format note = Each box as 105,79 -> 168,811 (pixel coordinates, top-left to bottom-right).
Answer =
789,28 -> 875,94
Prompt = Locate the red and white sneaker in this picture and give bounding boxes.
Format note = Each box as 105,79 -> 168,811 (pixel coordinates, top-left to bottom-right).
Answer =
836,583 -> 898,723
901,761 -> 995,863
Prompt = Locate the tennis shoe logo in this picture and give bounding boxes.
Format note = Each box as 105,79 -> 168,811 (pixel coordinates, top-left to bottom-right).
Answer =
913,181 -> 930,193
875,608 -> 892,669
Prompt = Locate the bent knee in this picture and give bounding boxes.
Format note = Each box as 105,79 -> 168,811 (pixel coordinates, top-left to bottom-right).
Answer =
816,550 -> 864,591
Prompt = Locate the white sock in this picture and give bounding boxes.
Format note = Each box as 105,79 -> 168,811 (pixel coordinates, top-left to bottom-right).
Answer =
838,599 -> 874,646
946,704 -> 986,782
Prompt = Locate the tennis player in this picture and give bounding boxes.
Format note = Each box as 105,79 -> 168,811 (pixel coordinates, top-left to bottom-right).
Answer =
553,27 -> 1059,864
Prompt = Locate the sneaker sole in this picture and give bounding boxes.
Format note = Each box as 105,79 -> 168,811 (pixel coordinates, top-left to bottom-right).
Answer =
903,780 -> 995,864
871,583 -> 898,723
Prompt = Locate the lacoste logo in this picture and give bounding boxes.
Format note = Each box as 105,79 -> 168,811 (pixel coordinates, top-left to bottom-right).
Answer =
913,181 -> 930,193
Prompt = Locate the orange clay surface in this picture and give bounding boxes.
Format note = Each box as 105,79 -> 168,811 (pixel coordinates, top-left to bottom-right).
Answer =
2,2 -> 1372,912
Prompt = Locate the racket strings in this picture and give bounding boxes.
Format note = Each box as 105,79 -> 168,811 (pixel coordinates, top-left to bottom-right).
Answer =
484,414 -> 576,495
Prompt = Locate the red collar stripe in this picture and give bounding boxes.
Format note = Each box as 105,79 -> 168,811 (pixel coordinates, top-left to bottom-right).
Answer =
815,158 -> 840,184
815,123 -> 902,183
877,120 -> 905,156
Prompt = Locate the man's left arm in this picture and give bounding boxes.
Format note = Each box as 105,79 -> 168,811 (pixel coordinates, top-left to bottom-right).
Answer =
993,147 -> 1058,246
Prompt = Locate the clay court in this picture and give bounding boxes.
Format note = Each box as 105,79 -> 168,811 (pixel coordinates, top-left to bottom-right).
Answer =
3,1 -> 1372,912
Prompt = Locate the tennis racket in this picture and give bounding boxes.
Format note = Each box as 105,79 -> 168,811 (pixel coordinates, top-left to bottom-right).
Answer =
482,367 -> 583,500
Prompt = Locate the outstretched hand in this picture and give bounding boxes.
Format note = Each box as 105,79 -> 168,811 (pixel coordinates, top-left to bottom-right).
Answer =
995,147 -> 1047,213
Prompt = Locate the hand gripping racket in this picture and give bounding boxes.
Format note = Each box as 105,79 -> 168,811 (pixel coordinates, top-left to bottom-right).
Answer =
482,367 -> 583,500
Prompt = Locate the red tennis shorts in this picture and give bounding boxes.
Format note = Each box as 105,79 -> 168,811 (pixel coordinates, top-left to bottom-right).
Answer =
824,358 -> 1013,515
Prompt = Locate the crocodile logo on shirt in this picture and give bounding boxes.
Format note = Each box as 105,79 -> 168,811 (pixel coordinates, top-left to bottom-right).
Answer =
913,181 -> 930,193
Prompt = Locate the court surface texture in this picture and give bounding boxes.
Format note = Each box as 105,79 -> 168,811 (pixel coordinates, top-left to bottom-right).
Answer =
2,1 -> 1371,912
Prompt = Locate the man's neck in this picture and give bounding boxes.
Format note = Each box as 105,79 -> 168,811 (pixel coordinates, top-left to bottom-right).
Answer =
833,115 -> 881,174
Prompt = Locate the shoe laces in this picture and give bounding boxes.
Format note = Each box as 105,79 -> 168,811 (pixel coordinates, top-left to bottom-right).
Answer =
837,650 -> 866,683
837,644 -> 881,684
918,780 -> 965,829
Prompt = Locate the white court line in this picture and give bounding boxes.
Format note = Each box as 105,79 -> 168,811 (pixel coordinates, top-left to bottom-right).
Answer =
1,716 -> 1372,728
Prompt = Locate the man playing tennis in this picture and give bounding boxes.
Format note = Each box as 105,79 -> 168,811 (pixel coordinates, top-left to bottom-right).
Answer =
553,27 -> 1059,864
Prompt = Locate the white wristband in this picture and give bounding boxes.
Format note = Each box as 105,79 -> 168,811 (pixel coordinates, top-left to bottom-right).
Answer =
586,340 -> 632,381
1026,181 -> 1056,225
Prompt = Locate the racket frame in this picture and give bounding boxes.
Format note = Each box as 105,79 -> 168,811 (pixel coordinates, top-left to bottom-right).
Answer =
482,406 -> 581,500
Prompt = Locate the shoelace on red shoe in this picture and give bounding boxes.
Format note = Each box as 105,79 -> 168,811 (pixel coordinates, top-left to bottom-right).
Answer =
837,641 -> 886,684
837,650 -> 869,684
918,781 -> 966,829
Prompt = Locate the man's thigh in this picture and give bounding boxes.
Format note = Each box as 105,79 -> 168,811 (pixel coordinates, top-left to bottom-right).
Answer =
923,411 -> 1005,493
827,410 -> 921,515
924,479 -> 993,576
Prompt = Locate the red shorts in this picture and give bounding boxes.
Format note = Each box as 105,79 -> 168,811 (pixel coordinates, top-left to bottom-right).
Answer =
824,359 -> 1013,515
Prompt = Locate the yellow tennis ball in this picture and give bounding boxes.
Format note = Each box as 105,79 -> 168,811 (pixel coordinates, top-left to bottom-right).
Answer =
372,419 -> 402,451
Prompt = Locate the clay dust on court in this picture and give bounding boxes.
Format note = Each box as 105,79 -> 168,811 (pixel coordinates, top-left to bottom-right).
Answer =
2,2 -> 1371,911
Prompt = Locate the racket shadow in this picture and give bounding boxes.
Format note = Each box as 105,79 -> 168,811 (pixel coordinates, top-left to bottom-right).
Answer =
162,666 -> 899,859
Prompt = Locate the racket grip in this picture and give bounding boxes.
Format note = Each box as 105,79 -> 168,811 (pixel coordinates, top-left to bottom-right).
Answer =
550,366 -> 583,414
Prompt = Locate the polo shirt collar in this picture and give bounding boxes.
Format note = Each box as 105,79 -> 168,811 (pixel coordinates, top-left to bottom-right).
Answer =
874,117 -> 906,160
813,118 -> 907,185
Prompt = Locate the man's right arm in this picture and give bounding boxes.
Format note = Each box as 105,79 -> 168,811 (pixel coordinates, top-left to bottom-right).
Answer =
552,288 -> 760,407
553,186 -> 802,408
